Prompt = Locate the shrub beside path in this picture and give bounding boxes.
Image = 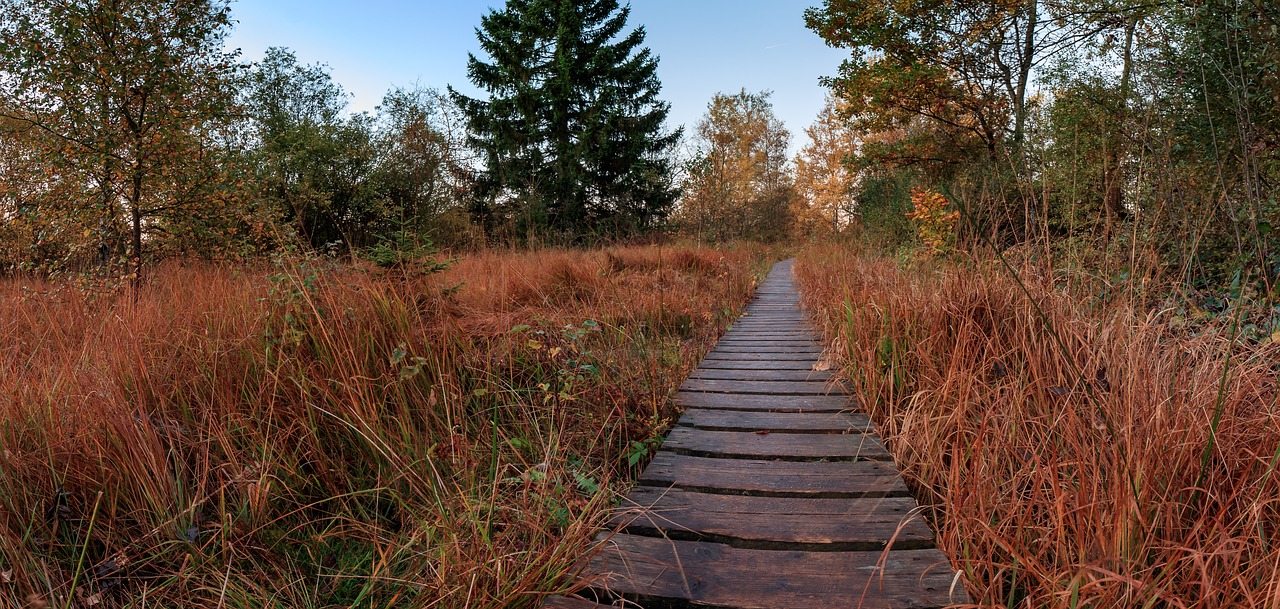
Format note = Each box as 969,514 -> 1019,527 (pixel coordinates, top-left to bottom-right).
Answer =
545,259 -> 969,609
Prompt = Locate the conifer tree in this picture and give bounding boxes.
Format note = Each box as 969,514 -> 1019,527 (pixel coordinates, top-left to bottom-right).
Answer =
451,0 -> 680,239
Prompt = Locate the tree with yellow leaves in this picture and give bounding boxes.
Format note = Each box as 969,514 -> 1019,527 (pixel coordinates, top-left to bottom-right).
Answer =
792,95 -> 860,238
677,90 -> 795,242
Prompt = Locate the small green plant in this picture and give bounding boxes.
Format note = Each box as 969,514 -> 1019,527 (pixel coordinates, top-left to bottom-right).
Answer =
362,221 -> 450,275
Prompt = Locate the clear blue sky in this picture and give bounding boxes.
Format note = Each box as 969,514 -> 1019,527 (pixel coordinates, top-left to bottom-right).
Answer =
223,1 -> 847,152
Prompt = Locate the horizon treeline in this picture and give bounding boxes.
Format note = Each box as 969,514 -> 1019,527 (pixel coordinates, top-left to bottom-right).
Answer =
1,0 -> 1277,296
0,0 -> 836,278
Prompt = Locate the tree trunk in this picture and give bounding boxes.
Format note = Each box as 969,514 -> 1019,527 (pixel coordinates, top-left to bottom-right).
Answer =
1102,18 -> 1137,238
1013,0 -> 1037,147
130,172 -> 143,290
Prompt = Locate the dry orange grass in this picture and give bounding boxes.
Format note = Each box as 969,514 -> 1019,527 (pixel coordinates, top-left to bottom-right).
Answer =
796,244 -> 1280,608
0,244 -> 769,608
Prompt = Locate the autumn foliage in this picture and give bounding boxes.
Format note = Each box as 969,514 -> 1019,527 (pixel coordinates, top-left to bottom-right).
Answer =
905,187 -> 959,253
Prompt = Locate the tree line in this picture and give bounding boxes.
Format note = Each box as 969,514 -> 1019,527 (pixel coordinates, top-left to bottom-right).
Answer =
802,0 -> 1280,292
0,0 -> 854,278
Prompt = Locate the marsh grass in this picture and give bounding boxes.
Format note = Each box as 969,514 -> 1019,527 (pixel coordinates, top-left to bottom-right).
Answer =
796,244 -> 1280,608
0,244 -> 768,608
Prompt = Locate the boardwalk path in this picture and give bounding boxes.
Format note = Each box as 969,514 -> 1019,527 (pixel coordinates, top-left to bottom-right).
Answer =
546,260 -> 969,609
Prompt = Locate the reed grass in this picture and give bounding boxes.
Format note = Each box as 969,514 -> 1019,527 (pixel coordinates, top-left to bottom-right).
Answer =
0,243 -> 769,609
795,243 -> 1280,608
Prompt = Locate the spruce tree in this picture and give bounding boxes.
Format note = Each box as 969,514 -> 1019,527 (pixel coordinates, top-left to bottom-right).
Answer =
451,0 -> 680,239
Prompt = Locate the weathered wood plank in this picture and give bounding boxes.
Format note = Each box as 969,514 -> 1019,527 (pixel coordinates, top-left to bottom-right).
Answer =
638,453 -> 909,497
674,392 -> 851,412
714,341 -> 822,349
679,379 -> 838,395
702,351 -> 819,361
678,409 -> 872,433
727,327 -> 810,333
613,488 -> 935,550
730,320 -> 809,326
708,345 -> 824,354
690,368 -> 832,382
661,427 -> 892,461
719,334 -> 820,341
582,534 -> 966,609
697,359 -> 824,370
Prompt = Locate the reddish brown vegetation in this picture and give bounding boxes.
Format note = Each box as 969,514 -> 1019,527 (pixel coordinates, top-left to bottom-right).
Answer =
797,245 -> 1280,608
0,244 -> 767,608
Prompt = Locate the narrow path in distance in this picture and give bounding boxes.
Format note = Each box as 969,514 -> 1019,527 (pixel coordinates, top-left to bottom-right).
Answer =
545,259 -> 969,609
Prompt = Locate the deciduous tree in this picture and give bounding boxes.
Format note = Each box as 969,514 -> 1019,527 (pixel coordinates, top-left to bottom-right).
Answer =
0,0 -> 242,277
678,90 -> 795,241
793,96 -> 860,237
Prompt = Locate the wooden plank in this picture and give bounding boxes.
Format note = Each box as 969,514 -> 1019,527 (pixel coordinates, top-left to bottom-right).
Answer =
720,333 -> 819,341
674,392 -> 850,412
698,359 -> 823,371
720,333 -> 818,339
613,488 -> 934,550
703,351 -> 818,362
715,340 -> 821,348
638,453 -> 909,497
582,534 -> 966,609
689,369 -> 833,382
730,319 -> 804,323
728,326 -> 811,332
661,427 -> 892,461
708,345 -> 824,354
679,379 -> 838,395
678,409 -> 872,433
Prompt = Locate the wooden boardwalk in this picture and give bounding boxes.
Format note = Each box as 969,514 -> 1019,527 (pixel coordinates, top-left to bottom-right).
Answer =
546,260 -> 968,609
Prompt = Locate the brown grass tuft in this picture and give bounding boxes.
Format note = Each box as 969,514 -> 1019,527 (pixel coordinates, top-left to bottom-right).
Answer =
796,244 -> 1280,608
0,244 -> 770,608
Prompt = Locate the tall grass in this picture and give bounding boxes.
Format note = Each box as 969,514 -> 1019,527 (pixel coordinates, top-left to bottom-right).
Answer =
796,244 -> 1280,608
0,244 -> 769,608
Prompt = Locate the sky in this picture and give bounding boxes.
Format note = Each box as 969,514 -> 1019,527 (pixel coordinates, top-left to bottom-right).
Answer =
223,1 -> 849,153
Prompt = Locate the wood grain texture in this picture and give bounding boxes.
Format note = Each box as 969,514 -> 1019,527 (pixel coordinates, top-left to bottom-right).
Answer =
677,409 -> 872,433
638,452 -> 909,497
690,369 -> 833,382
708,345 -> 824,354
702,351 -> 821,361
583,534 -> 967,609
697,359 -> 825,370
614,487 -> 935,550
661,427 -> 892,461
674,392 -> 851,412
679,379 -> 839,395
